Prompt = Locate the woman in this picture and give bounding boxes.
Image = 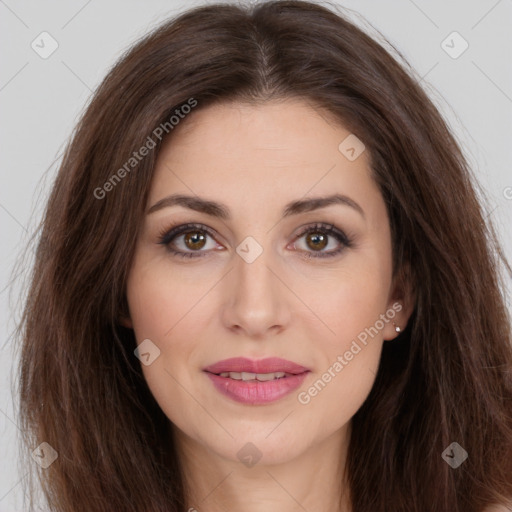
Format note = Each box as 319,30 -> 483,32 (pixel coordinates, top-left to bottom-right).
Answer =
15,1 -> 512,511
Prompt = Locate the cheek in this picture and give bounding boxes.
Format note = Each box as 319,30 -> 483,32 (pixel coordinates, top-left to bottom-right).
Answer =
296,284 -> 387,434
292,258 -> 390,424
126,268 -> 204,401
125,257 -> 211,403
126,263 -> 202,432
299,259 -> 392,348
126,254 -> 200,342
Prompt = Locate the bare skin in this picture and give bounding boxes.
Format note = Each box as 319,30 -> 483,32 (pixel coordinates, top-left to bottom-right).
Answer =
123,98 -> 415,512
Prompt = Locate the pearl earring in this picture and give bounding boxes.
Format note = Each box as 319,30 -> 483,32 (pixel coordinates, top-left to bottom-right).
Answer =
393,322 -> 401,333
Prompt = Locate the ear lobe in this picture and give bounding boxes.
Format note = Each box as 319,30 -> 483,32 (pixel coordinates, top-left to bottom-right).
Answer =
118,315 -> 133,329
118,296 -> 133,329
384,261 -> 416,339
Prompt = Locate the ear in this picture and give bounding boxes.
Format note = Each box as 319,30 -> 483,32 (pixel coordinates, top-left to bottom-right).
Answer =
118,314 -> 133,329
117,296 -> 133,329
383,261 -> 416,341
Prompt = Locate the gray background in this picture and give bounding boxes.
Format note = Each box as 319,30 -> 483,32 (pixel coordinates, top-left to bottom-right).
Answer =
1,0 -> 511,509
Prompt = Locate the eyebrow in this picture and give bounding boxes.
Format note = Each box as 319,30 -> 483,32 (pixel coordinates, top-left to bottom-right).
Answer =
147,193 -> 365,220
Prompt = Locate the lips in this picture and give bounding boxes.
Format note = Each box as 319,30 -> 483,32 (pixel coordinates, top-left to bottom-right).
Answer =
203,357 -> 310,405
203,357 -> 310,375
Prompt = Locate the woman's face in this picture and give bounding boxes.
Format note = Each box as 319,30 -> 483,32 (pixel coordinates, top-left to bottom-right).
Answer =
124,98 -> 410,466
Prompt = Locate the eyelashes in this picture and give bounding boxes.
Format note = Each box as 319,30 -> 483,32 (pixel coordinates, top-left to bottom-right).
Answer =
157,221 -> 353,260
158,223 -> 220,259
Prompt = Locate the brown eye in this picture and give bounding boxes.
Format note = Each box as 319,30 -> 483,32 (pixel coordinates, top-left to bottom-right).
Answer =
305,232 -> 328,251
293,222 -> 352,259
158,223 -> 218,258
158,222 -> 352,260
183,231 -> 207,250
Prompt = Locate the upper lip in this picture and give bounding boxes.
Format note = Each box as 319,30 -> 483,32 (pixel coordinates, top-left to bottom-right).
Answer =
203,357 -> 310,375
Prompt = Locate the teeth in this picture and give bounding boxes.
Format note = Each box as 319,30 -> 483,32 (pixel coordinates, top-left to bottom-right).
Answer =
218,371 -> 287,381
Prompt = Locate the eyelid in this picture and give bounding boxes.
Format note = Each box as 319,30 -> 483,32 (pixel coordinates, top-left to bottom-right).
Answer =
157,222 -> 217,246
293,222 -> 350,245
157,221 -> 353,259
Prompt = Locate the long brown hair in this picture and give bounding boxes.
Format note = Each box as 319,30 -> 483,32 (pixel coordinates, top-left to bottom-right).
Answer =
14,1 -> 512,510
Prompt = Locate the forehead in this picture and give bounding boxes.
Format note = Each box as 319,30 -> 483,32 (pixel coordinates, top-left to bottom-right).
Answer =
162,98 -> 355,165
148,99 -> 382,222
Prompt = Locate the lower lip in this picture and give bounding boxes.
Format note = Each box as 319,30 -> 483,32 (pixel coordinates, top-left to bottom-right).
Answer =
205,372 -> 309,405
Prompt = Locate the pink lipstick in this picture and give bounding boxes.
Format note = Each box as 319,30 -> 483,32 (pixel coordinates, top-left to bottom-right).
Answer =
203,357 -> 310,405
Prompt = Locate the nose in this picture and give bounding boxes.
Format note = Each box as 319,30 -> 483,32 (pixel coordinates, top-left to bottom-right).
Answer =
220,242 -> 291,339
